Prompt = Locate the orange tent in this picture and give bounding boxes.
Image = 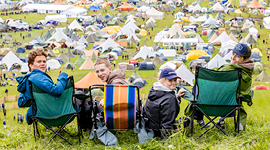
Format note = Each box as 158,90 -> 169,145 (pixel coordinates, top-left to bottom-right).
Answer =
117,2 -> 136,11
79,58 -> 95,70
75,71 -> 105,88
76,0 -> 91,5
84,50 -> 99,57
53,0 -> 66,4
247,0 -> 265,9
94,41 -> 128,47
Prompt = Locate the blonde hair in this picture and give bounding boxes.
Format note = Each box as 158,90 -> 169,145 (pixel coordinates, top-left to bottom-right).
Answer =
94,57 -> 111,68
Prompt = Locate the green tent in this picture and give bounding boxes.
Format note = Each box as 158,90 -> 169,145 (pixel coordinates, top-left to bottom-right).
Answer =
63,26 -> 69,35
74,56 -> 85,66
253,62 -> 264,74
247,35 -> 257,44
184,43 -> 192,50
65,49 -> 75,58
42,30 -> 52,41
62,59 -> 76,69
255,70 -> 270,82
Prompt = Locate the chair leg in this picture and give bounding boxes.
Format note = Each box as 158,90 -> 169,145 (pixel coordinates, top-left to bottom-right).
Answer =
76,115 -> 81,144
35,122 -> 40,137
190,109 -> 194,136
33,120 -> 37,141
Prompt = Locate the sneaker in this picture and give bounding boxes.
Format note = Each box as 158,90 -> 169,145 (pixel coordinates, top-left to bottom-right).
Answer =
197,120 -> 210,128
216,121 -> 225,129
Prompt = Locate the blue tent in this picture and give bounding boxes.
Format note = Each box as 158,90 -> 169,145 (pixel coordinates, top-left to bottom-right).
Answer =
16,46 -> 25,53
90,5 -> 100,10
94,24 -> 104,29
20,57 -> 27,63
0,57 -> 3,61
127,0 -> 136,5
54,58 -> 64,64
112,48 -> 123,56
46,20 -> 58,26
92,45 -> 99,50
138,62 -> 156,70
33,25 -> 43,29
82,21 -> 91,28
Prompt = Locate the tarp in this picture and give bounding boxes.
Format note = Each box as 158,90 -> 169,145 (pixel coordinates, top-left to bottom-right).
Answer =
75,71 -> 105,88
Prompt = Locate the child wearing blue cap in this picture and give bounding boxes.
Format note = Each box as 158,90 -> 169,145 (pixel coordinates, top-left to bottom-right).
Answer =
143,68 -> 189,139
195,43 -> 254,130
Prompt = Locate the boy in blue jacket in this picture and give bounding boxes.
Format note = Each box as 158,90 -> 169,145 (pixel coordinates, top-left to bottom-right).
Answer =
16,48 -> 68,125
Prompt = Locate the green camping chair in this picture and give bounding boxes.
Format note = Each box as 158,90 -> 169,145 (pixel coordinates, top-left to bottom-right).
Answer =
29,76 -> 81,145
191,67 -> 242,138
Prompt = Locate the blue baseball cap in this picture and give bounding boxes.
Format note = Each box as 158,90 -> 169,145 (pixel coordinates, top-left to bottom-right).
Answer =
160,68 -> 180,79
232,43 -> 251,58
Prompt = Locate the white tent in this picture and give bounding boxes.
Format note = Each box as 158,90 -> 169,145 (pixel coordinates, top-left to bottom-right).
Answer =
248,27 -> 258,36
223,50 -> 233,61
47,59 -> 61,69
21,63 -> 29,72
96,38 -> 120,53
45,15 -> 67,22
211,2 -> 225,11
107,52 -> 118,60
175,64 -> 195,86
206,54 -> 228,69
175,11 -> 184,19
167,24 -> 184,38
196,34 -> 204,43
211,32 -> 231,44
154,31 -> 167,42
196,15 -> 207,22
146,8 -> 164,20
239,37 -> 248,45
68,19 -> 83,31
137,6 -> 150,12
192,4 -> 202,12
201,16 -> 221,27
159,62 -> 177,71
263,16 -> 270,29
219,43 -> 236,53
62,7 -> 87,18
1,51 -> 23,70
77,36 -> 88,44
0,4 -> 9,10
158,49 -> 177,57
19,0 -> 34,6
46,29 -> 69,42
23,4 -> 73,14
132,46 -> 155,60
146,17 -> 156,23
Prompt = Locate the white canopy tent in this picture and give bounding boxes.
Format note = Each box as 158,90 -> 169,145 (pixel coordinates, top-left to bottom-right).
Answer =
162,38 -> 199,46
96,38 -> 121,53
223,50 -> 233,61
45,15 -> 68,22
159,62 -> 177,71
158,49 -> 177,57
263,16 -> 270,29
46,29 -> 69,42
68,19 -> 83,31
146,8 -> 164,20
211,32 -> 232,44
62,7 -> 87,18
206,54 -> 228,69
132,46 -> 155,60
175,64 -> 195,86
1,51 -> 23,70
23,4 -> 73,14
20,63 -> 29,73
137,6 -> 150,12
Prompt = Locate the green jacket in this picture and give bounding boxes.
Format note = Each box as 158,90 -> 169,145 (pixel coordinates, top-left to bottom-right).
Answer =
218,59 -> 254,102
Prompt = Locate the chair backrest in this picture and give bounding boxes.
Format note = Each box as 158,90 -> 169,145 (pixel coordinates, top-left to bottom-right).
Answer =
194,67 -> 241,116
91,84 -> 140,130
30,76 -> 76,126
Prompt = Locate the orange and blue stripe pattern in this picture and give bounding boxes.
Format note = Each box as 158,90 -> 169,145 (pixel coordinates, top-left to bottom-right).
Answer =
104,85 -> 137,130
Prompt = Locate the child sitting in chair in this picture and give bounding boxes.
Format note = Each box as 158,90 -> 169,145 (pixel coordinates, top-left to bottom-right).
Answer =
143,68 -> 188,139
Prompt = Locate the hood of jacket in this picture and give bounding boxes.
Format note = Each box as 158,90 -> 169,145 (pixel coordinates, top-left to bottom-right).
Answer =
148,82 -> 176,101
106,69 -> 129,84
237,59 -> 254,71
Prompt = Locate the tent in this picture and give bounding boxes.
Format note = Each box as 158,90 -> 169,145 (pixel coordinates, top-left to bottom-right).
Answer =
206,54 -> 227,69
47,59 -> 61,69
128,70 -> 141,83
186,50 -> 209,60
253,62 -> 264,75
90,52 -> 98,60
247,0 -> 265,9
117,2 -> 136,11
146,8 -> 164,20
45,15 -> 67,22
46,30 -> 69,42
75,71 -> 105,88
158,49 -> 177,57
132,46 -> 155,60
1,51 -> 23,70
229,33 -> 238,43
263,16 -> 270,29
68,19 -> 83,31
255,70 -> 270,81
152,56 -> 163,66
175,64 -> 195,86
95,38 -> 120,53
138,62 -> 156,70
79,57 -> 95,70
252,85 -> 270,90
139,29 -> 148,36
58,52 -> 69,61
252,48 -> 263,57
52,0 -> 66,5
21,63 -> 29,73
167,24 -> 184,38
118,62 -> 135,70
65,49 -> 75,58
211,31 -> 232,44
16,46 -> 25,53
62,59 -> 76,69
74,55 -> 85,66
159,62 -> 177,71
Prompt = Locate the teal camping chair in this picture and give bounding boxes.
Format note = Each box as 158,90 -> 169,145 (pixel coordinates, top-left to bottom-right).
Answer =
30,76 -> 81,145
191,67 -> 242,137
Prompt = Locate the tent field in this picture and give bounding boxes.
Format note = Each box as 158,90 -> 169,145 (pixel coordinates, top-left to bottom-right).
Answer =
1,0 -> 270,149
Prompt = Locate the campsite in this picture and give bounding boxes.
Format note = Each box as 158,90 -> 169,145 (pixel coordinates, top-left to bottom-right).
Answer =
0,0 -> 270,149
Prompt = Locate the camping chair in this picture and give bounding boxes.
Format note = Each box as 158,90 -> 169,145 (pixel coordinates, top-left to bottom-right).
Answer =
190,66 -> 242,138
29,76 -> 81,145
89,84 -> 142,144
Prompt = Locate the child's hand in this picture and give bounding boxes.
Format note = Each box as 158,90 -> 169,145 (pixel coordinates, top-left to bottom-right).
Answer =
177,88 -> 188,98
99,99 -> 104,107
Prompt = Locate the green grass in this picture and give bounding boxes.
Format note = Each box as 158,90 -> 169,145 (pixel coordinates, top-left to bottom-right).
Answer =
1,1 -> 270,149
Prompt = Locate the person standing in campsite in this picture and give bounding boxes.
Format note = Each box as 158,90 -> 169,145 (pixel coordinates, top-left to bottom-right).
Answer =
16,48 -> 68,125
14,113 -> 15,120
3,121 -> 6,129
3,108 -> 6,118
17,112 -> 20,123
94,57 -> 130,107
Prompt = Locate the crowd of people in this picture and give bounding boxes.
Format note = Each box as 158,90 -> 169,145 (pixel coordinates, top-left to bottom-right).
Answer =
14,44 -> 254,141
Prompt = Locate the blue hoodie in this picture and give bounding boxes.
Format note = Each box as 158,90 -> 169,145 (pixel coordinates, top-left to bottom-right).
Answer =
16,69 -> 68,124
